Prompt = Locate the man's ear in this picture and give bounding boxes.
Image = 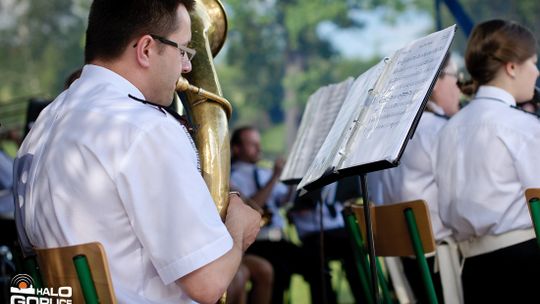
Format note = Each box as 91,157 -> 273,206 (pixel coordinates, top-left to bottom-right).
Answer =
133,35 -> 153,68
504,61 -> 517,79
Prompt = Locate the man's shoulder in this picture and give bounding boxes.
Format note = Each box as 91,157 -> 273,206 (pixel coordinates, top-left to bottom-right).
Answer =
71,65 -> 170,125
231,161 -> 256,173
69,79 -> 177,134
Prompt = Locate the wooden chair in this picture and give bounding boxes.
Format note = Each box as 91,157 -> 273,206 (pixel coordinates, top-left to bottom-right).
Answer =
33,242 -> 116,304
524,188 -> 540,248
350,200 -> 438,304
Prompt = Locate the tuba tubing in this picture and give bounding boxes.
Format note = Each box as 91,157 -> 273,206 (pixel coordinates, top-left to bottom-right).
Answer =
176,77 -> 232,119
174,1 -> 232,303
179,0 -> 231,221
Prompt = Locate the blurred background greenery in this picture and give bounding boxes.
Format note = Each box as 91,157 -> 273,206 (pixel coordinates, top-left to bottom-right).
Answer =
0,0 -> 539,161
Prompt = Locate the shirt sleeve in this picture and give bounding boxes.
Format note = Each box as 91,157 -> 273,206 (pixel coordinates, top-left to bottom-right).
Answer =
115,119 -> 232,285
510,128 -> 540,189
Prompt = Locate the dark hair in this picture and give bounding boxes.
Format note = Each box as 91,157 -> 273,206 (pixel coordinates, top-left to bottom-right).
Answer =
64,68 -> 83,89
84,0 -> 195,63
230,126 -> 256,147
462,19 -> 537,95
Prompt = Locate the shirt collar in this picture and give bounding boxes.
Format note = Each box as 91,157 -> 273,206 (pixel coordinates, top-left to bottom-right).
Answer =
475,85 -> 516,107
81,64 -> 146,100
427,100 -> 446,115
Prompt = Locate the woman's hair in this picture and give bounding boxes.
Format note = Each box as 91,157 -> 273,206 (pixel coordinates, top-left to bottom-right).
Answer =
461,19 -> 537,95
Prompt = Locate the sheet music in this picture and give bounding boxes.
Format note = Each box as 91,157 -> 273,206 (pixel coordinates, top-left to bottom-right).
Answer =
297,25 -> 456,190
298,62 -> 386,189
341,25 -> 455,168
281,78 -> 354,182
280,88 -> 323,182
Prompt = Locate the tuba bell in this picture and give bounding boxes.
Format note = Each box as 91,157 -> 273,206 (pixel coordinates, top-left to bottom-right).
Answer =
174,0 -> 231,219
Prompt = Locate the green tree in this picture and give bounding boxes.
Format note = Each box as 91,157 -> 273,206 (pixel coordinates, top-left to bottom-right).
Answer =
219,0 -> 372,151
0,0 -> 88,102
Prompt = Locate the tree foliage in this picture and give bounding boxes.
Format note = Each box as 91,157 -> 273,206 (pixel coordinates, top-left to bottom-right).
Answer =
218,0 -> 373,130
0,0 -> 88,101
217,0 -> 433,152
1,0 -> 538,149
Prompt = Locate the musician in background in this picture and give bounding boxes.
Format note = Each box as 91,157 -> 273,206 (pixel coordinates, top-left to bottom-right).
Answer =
230,126 -> 319,304
0,150 -> 14,218
368,56 -> 461,303
435,19 -> 540,303
13,1 -> 261,303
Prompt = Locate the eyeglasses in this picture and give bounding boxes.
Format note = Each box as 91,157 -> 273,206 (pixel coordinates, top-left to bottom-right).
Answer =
150,34 -> 196,61
441,71 -> 458,78
441,71 -> 462,86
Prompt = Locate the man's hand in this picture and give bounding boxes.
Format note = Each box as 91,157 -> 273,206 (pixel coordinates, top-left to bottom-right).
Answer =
272,157 -> 286,180
225,193 -> 261,251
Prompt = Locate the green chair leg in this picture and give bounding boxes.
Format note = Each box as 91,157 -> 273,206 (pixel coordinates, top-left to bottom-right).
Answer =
404,208 -> 438,304
375,256 -> 393,304
23,256 -> 43,289
528,197 -> 540,249
73,255 -> 100,304
344,208 -> 394,304
344,210 -> 376,304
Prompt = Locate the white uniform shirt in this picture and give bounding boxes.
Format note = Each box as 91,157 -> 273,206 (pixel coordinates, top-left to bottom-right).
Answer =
369,102 -> 452,241
230,161 -> 289,239
13,65 -> 233,303
435,86 -> 540,241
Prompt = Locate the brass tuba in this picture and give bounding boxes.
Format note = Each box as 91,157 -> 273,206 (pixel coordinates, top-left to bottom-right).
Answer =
175,0 -> 231,219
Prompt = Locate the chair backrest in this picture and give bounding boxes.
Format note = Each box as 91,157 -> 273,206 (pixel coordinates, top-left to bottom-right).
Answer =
350,200 -> 436,257
34,242 -> 116,304
350,200 -> 439,304
524,188 -> 540,247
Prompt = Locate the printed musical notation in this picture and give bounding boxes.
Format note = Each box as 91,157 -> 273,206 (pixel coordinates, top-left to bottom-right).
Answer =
280,78 -> 354,183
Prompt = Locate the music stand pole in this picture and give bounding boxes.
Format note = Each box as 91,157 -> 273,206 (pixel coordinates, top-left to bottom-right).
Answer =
360,173 -> 379,303
302,187 -> 328,304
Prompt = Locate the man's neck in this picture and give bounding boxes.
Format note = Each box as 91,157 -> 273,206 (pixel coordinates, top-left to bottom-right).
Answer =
90,58 -> 150,99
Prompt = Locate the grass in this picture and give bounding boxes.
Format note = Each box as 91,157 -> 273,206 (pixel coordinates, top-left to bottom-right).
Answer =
283,217 -> 356,304
288,261 -> 355,304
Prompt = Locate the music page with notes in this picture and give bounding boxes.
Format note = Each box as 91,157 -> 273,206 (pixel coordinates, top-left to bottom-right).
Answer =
295,25 -> 456,190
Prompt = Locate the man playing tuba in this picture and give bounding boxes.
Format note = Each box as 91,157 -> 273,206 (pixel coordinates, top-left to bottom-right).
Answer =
13,1 -> 261,303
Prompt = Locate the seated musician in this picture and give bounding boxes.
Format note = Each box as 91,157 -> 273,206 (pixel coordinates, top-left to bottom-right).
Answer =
230,126 -> 322,304
435,19 -> 540,303
12,1 -> 261,303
